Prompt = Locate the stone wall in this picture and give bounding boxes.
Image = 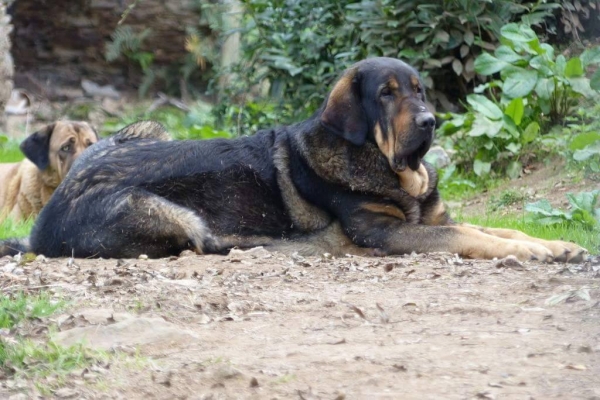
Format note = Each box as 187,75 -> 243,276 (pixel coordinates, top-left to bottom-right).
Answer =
10,0 -> 209,89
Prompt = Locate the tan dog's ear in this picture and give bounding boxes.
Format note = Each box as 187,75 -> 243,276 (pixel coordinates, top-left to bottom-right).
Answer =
20,123 -> 56,170
320,68 -> 367,146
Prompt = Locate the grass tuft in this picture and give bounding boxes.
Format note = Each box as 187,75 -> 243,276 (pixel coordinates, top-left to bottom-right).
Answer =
0,138 -> 25,163
0,292 -> 66,329
0,217 -> 34,240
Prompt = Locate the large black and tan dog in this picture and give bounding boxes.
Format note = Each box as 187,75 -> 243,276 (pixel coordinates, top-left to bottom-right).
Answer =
0,58 -> 587,262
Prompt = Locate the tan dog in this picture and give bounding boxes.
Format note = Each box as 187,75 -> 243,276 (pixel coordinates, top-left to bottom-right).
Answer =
0,121 -> 98,222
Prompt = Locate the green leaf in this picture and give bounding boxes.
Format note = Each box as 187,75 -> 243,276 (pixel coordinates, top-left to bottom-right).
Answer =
473,159 -> 491,176
466,94 -> 503,120
567,190 -> 600,213
567,190 -> 600,228
435,30 -> 450,43
538,98 -> 551,115
590,69 -> 600,91
506,161 -> 521,179
569,132 -> 600,151
438,114 -> 468,135
529,56 -> 553,77
555,55 -> 566,75
522,121 -> 540,143
502,115 -> 519,138
534,77 -> 555,100
502,69 -> 538,98
525,199 -> 570,225
452,59 -> 463,76
474,53 -> 508,75
574,143 -> 600,161
564,57 -> 584,77
501,23 -> 537,43
581,47 -> 600,67
505,142 -> 521,154
525,38 -> 543,55
494,45 -> 522,63
569,77 -> 597,98
464,30 -> 474,46
468,115 -> 503,137
504,97 -> 524,125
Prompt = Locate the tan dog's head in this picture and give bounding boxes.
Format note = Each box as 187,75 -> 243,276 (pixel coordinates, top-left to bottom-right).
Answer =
20,121 -> 99,182
320,57 -> 435,175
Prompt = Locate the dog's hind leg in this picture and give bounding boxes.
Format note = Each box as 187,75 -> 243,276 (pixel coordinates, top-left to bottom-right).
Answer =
79,189 -> 221,258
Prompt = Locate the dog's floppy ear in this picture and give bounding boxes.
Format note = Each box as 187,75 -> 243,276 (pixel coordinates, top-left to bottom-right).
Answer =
320,68 -> 368,146
20,123 -> 56,170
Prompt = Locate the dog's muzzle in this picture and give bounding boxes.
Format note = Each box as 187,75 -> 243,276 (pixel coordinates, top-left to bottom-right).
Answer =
391,111 -> 435,173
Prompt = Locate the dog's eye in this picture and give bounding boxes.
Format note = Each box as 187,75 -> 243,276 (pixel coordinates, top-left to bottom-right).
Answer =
61,144 -> 72,152
380,87 -> 393,97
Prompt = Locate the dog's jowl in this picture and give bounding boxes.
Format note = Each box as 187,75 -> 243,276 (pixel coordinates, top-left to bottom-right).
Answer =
0,58 -> 587,262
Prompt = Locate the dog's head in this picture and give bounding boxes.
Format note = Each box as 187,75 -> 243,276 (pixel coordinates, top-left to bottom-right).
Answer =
321,57 -> 435,173
20,121 -> 99,179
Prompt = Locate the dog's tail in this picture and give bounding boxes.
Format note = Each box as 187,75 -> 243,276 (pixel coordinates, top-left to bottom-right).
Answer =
0,237 -> 30,257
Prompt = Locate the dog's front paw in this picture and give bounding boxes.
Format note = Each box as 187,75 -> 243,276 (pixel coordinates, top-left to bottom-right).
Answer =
502,240 -> 554,263
540,240 -> 588,263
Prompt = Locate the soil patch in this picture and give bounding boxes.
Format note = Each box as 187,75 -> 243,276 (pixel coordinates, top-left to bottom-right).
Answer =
1,248 -> 599,399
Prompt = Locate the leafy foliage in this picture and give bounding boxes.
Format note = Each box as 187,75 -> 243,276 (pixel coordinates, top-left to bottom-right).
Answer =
439,23 -> 600,178
526,190 -> 600,230
217,0 -> 556,126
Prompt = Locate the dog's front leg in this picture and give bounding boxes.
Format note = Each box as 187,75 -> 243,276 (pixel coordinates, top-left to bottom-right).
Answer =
460,224 -> 588,263
340,206 -> 554,262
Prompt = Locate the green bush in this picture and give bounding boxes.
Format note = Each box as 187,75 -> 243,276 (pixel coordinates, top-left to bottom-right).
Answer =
217,0 -> 556,127
526,190 -> 600,230
439,23 -> 600,178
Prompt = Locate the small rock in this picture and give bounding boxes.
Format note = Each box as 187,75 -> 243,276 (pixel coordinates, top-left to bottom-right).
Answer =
424,145 -> 451,169
2,262 -> 17,273
54,317 -> 197,350
152,370 -> 173,387
494,256 -> 524,270
138,254 -> 149,260
249,377 -> 259,387
54,388 -> 78,398
8,394 -> 29,400
213,365 -> 241,380
81,79 -> 121,99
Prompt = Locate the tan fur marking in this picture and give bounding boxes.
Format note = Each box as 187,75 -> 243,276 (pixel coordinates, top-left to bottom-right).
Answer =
388,78 -> 399,90
422,200 -> 447,226
373,123 -> 394,162
398,162 -> 429,197
321,68 -> 357,128
362,202 -> 406,220
273,139 -> 331,231
393,105 -> 413,143
410,75 -> 420,88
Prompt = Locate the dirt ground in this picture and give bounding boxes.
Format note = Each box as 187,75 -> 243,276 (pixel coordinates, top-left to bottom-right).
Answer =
1,246 -> 599,400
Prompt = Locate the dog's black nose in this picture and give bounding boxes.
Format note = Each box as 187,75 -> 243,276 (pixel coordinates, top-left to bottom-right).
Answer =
415,112 -> 435,130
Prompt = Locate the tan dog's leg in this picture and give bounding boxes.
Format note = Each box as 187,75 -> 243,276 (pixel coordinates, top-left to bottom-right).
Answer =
461,224 -> 588,263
